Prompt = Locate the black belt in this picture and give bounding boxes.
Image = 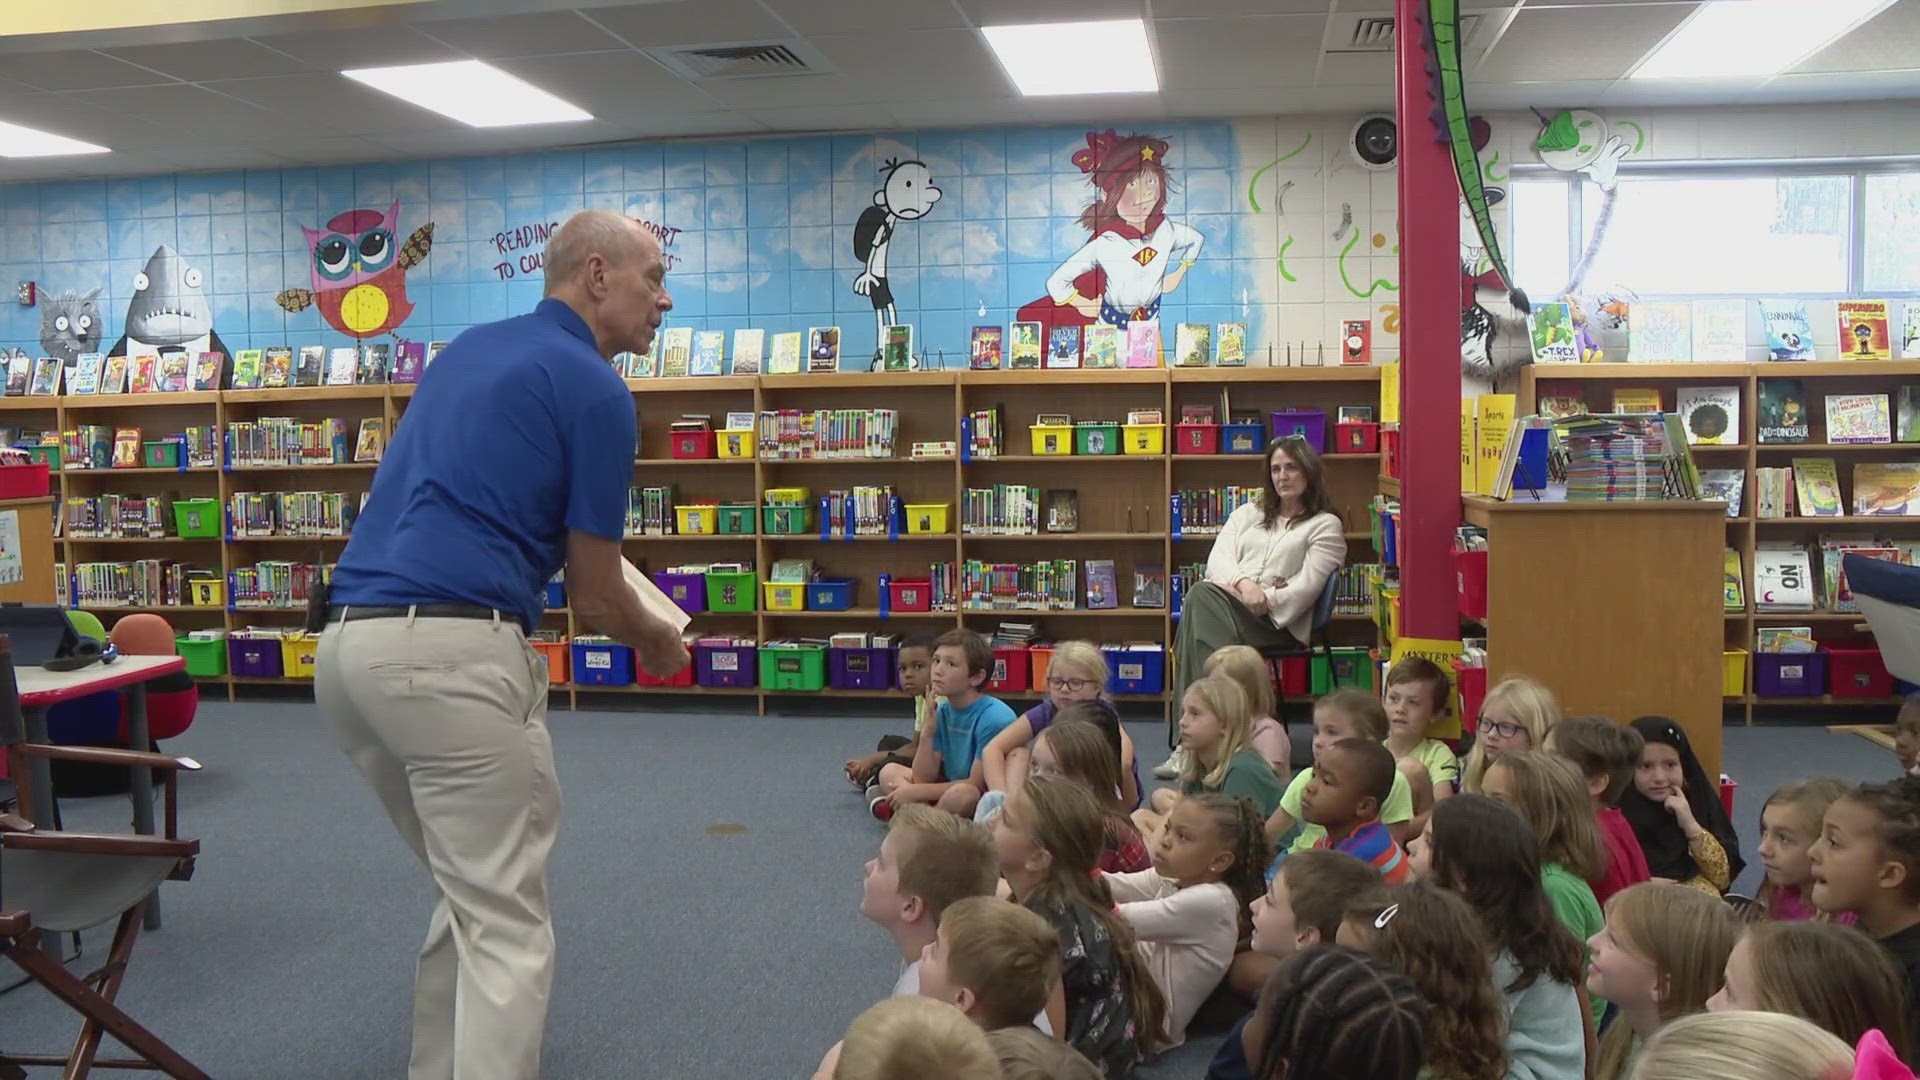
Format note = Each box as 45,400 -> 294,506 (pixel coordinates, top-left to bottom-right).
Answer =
328,604 -> 525,631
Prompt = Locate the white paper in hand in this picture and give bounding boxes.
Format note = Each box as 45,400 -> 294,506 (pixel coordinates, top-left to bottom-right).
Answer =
622,559 -> 692,633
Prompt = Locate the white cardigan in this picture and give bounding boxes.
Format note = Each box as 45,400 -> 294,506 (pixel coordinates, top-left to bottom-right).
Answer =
1204,505 -> 1346,643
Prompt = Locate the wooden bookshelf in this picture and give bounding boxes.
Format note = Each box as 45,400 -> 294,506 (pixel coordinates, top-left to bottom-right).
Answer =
1521,360 -> 1920,723
18,368 -> 1386,713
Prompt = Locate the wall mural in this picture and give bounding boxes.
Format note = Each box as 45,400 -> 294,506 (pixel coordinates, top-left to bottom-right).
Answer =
37,286 -> 101,365
276,201 -> 434,340
852,157 -> 941,353
106,246 -> 230,360
1537,108 -> 1644,365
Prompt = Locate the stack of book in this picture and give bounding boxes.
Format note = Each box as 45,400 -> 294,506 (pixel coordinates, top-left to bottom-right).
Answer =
1555,415 -> 1673,502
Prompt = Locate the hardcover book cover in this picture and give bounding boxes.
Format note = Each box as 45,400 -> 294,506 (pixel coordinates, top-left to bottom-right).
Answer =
970,326 -> 1003,370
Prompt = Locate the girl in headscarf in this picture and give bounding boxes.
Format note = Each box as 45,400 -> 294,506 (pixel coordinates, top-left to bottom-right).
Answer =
1620,716 -> 1745,895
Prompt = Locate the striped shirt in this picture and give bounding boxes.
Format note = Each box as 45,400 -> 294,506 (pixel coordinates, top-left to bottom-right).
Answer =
1315,821 -> 1410,884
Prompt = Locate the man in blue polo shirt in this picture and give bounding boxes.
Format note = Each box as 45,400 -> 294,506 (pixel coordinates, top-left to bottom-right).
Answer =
317,209 -> 688,1080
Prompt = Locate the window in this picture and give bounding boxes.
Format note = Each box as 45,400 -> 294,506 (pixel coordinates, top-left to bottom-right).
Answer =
1576,174 -> 1851,296
1509,177 -> 1572,301
1865,173 -> 1920,293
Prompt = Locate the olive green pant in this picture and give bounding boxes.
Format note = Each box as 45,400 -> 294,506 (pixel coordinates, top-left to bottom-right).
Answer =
1173,581 -> 1297,708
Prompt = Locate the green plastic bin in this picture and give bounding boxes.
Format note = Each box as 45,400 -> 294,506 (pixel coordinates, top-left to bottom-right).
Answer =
717,504 -> 756,535
1310,646 -> 1376,695
27,444 -> 61,470
1075,422 -> 1121,456
762,504 -> 812,534
172,498 -> 222,538
760,644 -> 827,691
705,569 -> 756,612
176,634 -> 228,677
143,440 -> 180,468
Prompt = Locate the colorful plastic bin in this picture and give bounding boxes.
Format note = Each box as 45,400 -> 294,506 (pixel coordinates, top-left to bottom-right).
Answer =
1122,423 -> 1165,456
830,646 -> 893,690
545,579 -> 567,610
531,639 -> 570,684
761,643 -> 828,691
173,498 -> 222,539
1029,425 -> 1073,456
175,635 -> 227,677
280,631 -> 319,679
0,462 -> 49,499
1271,410 -> 1327,453
1826,644 -> 1892,698
1455,549 -> 1489,620
142,440 -> 181,468
696,642 -> 757,688
229,634 -> 284,679
675,505 -> 718,535
187,579 -> 225,607
1453,662 -> 1487,732
717,505 -> 756,534
763,581 -> 806,611
807,577 -> 856,611
1221,423 -> 1265,454
1103,646 -> 1166,695
716,429 -> 755,459
887,578 -> 934,612
706,569 -> 756,613
654,570 -> 707,614
1755,652 -> 1826,698
763,504 -> 812,534
1311,646 -> 1375,695
1075,423 -> 1120,456
987,646 -> 1030,693
670,429 -> 715,459
1722,649 -> 1748,698
1334,421 -> 1380,454
1175,424 -> 1220,455
904,504 -> 949,535
1030,646 -> 1054,690
636,661 -> 695,687
572,639 -> 636,686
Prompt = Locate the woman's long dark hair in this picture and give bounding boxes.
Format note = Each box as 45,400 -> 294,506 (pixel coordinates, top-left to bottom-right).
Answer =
1620,716 -> 1746,884
1258,436 -> 1338,528
1427,794 -> 1585,992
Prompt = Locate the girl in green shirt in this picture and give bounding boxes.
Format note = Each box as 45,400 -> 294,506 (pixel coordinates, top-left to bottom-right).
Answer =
1133,674 -> 1285,845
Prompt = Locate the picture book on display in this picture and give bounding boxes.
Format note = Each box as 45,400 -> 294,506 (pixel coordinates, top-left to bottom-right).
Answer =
296,345 -> 326,386
4,356 -> 27,396
1085,325 -> 1120,369
1700,469 -> 1745,517
1899,386 -> 1920,442
1343,319 -> 1374,365
1084,559 -> 1118,609
1676,385 -> 1739,445
1757,379 -> 1808,443
391,342 -> 425,384
970,326 -> 1003,370
732,329 -> 764,375
98,355 -> 127,394
1009,322 -> 1042,369
129,355 -> 156,394
1724,549 -> 1744,612
426,341 -> 448,370
111,427 -> 140,468
28,357 -> 60,396
1528,303 -> 1577,364
1852,462 -> 1920,515
1217,323 -> 1247,367
883,325 -> 914,372
769,332 -> 803,374
326,347 -> 357,385
356,343 -> 390,385
1791,458 -> 1843,516
1631,301 -> 1691,361
1760,300 -> 1816,360
232,350 -> 263,390
1691,299 -> 1746,360
68,353 -> 102,395
1174,323 -> 1210,368
258,347 -> 290,389
1612,388 -> 1661,414
659,327 -> 692,378
1827,393 -> 1892,444
807,326 -> 840,373
691,330 -> 725,377
155,352 -> 189,392
1126,320 -> 1161,369
1047,326 -> 1082,369
1754,545 -> 1815,612
354,418 -> 385,463
1836,300 -> 1892,361
1905,302 -> 1920,359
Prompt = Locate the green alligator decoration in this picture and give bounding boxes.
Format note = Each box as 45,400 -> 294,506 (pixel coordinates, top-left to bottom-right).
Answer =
1423,0 -> 1511,292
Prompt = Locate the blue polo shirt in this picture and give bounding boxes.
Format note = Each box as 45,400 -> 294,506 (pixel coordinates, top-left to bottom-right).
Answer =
329,298 -> 636,629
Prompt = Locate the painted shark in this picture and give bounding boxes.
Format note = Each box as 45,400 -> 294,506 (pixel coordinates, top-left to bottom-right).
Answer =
106,245 -> 230,361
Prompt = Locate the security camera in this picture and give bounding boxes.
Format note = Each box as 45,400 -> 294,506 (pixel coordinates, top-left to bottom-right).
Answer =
1351,114 -> 1398,170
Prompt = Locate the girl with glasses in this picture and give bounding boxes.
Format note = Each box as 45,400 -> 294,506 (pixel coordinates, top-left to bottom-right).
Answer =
1460,676 -> 1561,794
976,642 -> 1141,823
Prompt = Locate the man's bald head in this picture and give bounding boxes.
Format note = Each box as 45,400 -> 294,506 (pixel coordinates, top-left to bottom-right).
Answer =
543,210 -> 658,297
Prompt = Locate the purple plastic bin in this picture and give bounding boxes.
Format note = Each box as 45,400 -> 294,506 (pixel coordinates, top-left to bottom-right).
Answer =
1755,652 -> 1827,698
830,646 -> 894,691
229,635 -> 284,678
653,570 -> 707,614
696,643 -> 758,688
1270,410 -> 1327,454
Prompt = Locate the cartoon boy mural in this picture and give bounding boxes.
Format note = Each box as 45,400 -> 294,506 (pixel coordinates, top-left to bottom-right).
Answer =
1015,130 -> 1203,336
853,158 -> 941,352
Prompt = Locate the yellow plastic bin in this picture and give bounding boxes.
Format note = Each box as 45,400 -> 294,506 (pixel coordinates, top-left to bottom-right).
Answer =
1029,425 -> 1073,456
1123,423 -> 1165,455
1723,649 -> 1749,698
716,429 -> 755,459
674,505 -> 718,535
281,631 -> 319,680
904,503 -> 950,534
188,579 -> 225,607
763,581 -> 806,611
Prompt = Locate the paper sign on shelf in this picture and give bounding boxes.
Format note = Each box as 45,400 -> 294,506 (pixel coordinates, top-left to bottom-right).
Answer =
1390,636 -> 1466,739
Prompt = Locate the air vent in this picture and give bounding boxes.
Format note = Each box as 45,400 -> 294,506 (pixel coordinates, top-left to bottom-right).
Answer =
645,40 -> 833,80
1332,14 -> 1483,53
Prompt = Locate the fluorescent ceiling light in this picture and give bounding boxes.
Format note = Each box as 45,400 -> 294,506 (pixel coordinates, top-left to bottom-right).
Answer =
982,19 -> 1158,96
1630,0 -> 1892,80
342,60 -> 591,128
0,120 -> 108,158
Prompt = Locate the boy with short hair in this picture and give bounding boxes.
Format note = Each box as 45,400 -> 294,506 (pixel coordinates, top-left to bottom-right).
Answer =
916,896 -> 1061,1033
1300,738 -> 1409,884
987,1026 -> 1101,1080
1266,689 -> 1418,853
846,632 -> 941,820
812,997 -> 1001,1080
1380,655 -> 1459,833
860,805 -> 1001,996
878,629 -> 1016,818
1544,715 -> 1651,905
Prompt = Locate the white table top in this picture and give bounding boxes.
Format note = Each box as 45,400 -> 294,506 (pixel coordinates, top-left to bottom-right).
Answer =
15,653 -> 186,706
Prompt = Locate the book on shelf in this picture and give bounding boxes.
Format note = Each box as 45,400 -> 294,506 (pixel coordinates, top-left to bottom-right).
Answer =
1827,393 -> 1892,444
1217,323 -> 1247,367
1760,300 -> 1816,361
1852,462 -> 1920,516
1528,303 -> 1576,364
1132,566 -> 1167,609
1904,301 -> 1920,360
881,324 -> 914,372
1691,299 -> 1746,360
807,326 -> 841,373
1676,385 -> 1740,445
1174,323 -> 1210,368
1724,549 -> 1745,612
1125,320 -> 1161,369
659,327 -> 692,378
970,326 -> 1003,370
1046,325 -> 1082,370
28,356 -> 59,396
1009,322 -> 1042,369
732,328 -> 764,375
1612,388 -> 1660,414
1044,489 -> 1078,534
231,350 -> 263,390
68,353 -> 102,395
1820,540 -> 1901,613
354,418 -> 385,463
257,347 -> 289,389
323,347 -> 355,385
391,342 -> 425,385
1085,325 -> 1120,369
296,345 -> 326,387
1084,559 -> 1118,609
1898,386 -> 1920,443
1757,379 -> 1808,443
3,355 -> 27,396
769,332 -> 803,375
98,355 -> 127,394
1699,469 -> 1745,517
1791,458 -> 1843,517
1757,626 -> 1816,653
1836,300 -> 1893,361
1753,544 -> 1815,612
1631,301 -> 1691,361
356,342 -> 390,385
426,341 -> 448,370
1340,319 -> 1373,365
691,330 -> 725,376
110,427 -> 140,468
1756,467 -> 1793,518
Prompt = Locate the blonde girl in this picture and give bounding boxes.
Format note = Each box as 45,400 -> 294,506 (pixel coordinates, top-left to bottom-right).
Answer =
1709,920 -> 1910,1060
1754,777 -> 1856,923
978,642 -> 1138,816
1202,644 -> 1290,781
993,775 -> 1167,1075
1135,675 -> 1285,844
1461,676 -> 1560,794
1630,1011 -> 1855,1080
1587,881 -> 1742,1080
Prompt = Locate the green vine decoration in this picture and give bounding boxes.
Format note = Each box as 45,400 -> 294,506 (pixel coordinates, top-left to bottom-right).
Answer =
1277,235 -> 1298,283
1246,132 -> 1312,214
1616,119 -> 1647,153
1484,150 -> 1507,184
1338,230 -> 1398,299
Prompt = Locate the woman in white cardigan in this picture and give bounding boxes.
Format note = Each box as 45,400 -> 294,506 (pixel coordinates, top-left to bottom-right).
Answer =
1172,435 -> 1346,706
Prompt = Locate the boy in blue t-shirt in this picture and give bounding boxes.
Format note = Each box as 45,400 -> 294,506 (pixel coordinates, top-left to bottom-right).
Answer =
888,629 -> 1015,818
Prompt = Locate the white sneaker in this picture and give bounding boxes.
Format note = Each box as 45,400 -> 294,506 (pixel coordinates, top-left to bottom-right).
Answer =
1154,747 -> 1191,780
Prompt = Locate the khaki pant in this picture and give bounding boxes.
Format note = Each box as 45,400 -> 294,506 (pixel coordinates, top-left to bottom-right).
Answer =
316,612 -> 558,1080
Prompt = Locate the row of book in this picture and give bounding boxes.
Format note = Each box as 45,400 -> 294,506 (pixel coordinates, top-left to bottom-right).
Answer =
961,485 -> 1045,536
1533,297 -> 1920,365
2,342 -> 443,399
1749,539 -> 1919,614
755,408 -> 900,459
50,425 -> 219,471
229,491 -> 364,538
226,417 -> 384,468
1734,460 -> 1920,517
65,495 -> 169,540
1546,413 -> 1702,503
1174,487 -> 1262,535
231,560 -> 330,609
957,559 -> 1170,611
1538,384 -> 1920,447
69,560 -> 210,607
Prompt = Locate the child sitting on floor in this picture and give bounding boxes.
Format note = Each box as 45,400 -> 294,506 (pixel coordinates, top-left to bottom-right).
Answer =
1587,881 -> 1741,1080
1337,884 -> 1509,1080
1632,1012 -> 1860,1080
1026,716 -> 1152,873
877,630 -> 1017,819
1708,920 -> 1910,1061
1105,793 -> 1271,1048
849,633 -> 940,815
1219,848 -> 1379,1046
915,895 -> 1060,1034
1134,675 -> 1285,846
1379,655 -> 1457,833
1621,716 -> 1744,895
813,996 -> 1001,1080
1543,715 -> 1651,907
860,804 -> 1001,997
979,641 -> 1140,816
1459,676 -> 1560,794
1299,738 -> 1409,882
988,1026 -> 1101,1080
1265,689 -> 1415,857
1229,947 -> 1429,1080
1755,777 -> 1856,923
1191,645 -> 1290,783
1809,774 -> 1920,1054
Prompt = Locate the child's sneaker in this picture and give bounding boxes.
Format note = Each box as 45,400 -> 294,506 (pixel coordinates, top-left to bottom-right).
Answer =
866,782 -> 893,822
1153,747 -> 1192,780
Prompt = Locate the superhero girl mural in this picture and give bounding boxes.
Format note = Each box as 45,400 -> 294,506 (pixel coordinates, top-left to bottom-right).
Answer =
1015,130 -> 1204,336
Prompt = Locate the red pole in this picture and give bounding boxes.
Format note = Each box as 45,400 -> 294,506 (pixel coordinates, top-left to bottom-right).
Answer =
1394,0 -> 1463,643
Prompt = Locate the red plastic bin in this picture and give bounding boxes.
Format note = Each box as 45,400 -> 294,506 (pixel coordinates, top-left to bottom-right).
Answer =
1453,661 -> 1487,731
1455,549 -> 1489,620
1826,645 -> 1893,698
887,578 -> 934,613
1383,428 -> 1402,478
1334,421 -> 1380,454
987,646 -> 1030,693
0,462 -> 50,499
1263,654 -> 1309,698
637,663 -> 695,687
670,429 -> 716,459
1175,424 -> 1220,455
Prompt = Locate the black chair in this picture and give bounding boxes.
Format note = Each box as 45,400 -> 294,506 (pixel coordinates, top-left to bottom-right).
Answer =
1257,572 -> 1343,773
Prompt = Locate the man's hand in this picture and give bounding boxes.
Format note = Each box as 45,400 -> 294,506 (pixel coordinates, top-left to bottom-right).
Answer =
636,620 -> 690,677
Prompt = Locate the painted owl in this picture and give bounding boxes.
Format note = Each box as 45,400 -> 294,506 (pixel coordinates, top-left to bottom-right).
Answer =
38,286 -> 102,364
276,201 -> 433,339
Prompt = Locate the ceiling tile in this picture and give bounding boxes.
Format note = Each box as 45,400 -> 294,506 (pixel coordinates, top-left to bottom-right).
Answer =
202,73 -> 450,136
885,98 -> 1030,127
1021,96 -> 1168,124
101,39 -> 311,81
417,11 -> 629,58
1476,6 -> 1690,83
67,84 -> 290,136
1761,70 -> 1920,105
806,29 -> 1002,80
767,0 -> 970,34
1306,86 -> 1394,111
1159,88 -> 1302,116
1314,52 -> 1395,88
1793,1 -> 1920,74
151,147 -> 295,171
491,52 -> 724,114
1592,75 -> 1771,108
746,104 -> 904,132
585,0 -> 793,49
241,135 -> 403,164
959,0 -> 1146,22
3,50 -> 176,92
1151,0 -> 1335,13
695,73 -> 882,108
245,26 -> 468,69
1154,15 -> 1325,87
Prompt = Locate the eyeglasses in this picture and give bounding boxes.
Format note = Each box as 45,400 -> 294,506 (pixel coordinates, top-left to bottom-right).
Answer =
1047,677 -> 1098,693
1478,717 -> 1525,740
